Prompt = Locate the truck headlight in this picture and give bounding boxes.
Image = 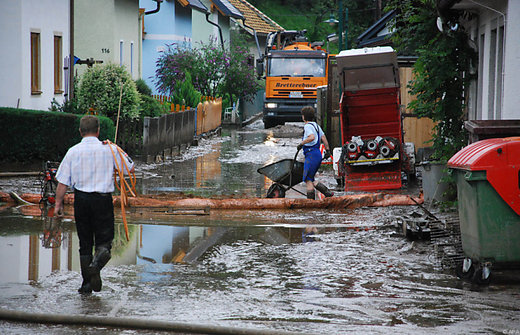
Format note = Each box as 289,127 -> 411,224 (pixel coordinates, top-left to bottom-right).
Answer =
265,103 -> 278,109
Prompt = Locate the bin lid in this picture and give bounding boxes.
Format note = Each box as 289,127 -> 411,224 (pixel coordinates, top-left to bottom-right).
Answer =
448,137 -> 520,215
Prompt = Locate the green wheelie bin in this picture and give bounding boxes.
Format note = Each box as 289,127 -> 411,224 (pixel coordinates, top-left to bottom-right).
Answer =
448,137 -> 520,284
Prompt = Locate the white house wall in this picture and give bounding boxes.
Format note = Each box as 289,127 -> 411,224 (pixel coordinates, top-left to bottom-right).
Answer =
0,2 -> 23,108
74,0 -> 141,79
465,0 -> 520,120
502,0 -> 520,119
0,0 -> 70,111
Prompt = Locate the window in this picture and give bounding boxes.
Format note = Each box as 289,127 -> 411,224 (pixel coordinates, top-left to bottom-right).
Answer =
268,57 -> 326,77
119,40 -> 123,66
31,32 -> 41,94
54,35 -> 63,94
130,41 -> 134,76
495,25 -> 504,119
488,27 -> 497,119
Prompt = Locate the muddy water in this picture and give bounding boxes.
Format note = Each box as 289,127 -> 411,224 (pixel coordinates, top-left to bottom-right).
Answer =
0,121 -> 519,334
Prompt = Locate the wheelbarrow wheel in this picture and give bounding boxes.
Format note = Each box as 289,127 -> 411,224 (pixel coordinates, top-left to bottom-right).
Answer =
266,183 -> 286,198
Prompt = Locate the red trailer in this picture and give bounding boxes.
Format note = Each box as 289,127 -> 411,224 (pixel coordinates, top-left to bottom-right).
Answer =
333,47 -> 409,191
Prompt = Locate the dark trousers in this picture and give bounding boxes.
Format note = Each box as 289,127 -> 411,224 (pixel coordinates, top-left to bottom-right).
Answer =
74,189 -> 114,256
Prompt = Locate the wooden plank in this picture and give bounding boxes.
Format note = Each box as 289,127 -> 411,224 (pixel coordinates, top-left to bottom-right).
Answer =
399,67 -> 436,149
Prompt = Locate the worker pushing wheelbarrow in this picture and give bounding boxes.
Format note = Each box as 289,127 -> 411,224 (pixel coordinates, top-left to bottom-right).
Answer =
258,106 -> 334,199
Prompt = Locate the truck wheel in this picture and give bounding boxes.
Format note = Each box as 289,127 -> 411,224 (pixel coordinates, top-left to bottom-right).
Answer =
264,119 -> 277,129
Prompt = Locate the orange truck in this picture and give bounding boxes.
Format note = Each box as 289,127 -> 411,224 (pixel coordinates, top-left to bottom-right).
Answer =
257,30 -> 329,128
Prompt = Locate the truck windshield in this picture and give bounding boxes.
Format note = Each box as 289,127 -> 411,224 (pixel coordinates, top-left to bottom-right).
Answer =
268,58 -> 326,77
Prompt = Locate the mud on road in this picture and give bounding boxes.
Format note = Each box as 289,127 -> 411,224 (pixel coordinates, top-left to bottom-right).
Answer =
0,120 -> 519,334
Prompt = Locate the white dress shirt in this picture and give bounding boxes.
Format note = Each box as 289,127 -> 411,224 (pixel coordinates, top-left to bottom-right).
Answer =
56,136 -> 134,193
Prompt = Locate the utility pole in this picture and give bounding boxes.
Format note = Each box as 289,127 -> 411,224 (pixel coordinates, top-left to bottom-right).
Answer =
375,0 -> 382,21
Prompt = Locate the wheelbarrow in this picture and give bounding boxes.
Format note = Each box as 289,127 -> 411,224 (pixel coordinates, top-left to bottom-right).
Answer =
257,150 -> 306,198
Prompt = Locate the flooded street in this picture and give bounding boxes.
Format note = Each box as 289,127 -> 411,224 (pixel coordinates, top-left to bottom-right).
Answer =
1,121 -> 519,334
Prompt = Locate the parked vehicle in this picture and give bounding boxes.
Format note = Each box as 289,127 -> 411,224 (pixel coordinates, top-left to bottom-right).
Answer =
257,30 -> 329,129
332,47 -> 415,191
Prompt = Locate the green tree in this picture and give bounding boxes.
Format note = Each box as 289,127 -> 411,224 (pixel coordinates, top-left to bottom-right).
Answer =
77,64 -> 140,122
387,0 -> 476,161
248,0 -> 391,52
155,37 -> 260,108
171,72 -> 202,108
220,32 -> 262,107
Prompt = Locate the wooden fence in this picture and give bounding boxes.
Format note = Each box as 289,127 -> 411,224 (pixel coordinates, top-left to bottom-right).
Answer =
142,98 -> 222,162
151,95 -> 218,113
399,67 -> 436,149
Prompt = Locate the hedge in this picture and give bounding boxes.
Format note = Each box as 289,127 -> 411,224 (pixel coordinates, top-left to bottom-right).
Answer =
0,107 -> 115,162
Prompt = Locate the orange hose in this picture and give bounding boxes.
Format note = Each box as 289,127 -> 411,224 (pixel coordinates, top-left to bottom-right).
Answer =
106,140 -> 136,241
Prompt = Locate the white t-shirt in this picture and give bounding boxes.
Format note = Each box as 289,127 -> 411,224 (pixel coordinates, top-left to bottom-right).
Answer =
303,122 -> 324,147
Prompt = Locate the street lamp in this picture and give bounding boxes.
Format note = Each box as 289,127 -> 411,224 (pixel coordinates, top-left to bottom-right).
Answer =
324,13 -> 339,26
323,1 -> 348,52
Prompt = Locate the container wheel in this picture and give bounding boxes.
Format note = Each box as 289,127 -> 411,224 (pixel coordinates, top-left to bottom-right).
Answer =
471,264 -> 491,285
455,259 -> 474,280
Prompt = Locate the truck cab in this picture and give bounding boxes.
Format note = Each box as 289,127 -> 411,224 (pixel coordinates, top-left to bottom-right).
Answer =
259,30 -> 328,128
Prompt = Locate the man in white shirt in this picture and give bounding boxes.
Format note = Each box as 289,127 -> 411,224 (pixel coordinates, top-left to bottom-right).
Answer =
55,115 -> 134,294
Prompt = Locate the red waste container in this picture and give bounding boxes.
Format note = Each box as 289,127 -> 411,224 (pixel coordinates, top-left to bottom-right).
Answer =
448,137 -> 520,283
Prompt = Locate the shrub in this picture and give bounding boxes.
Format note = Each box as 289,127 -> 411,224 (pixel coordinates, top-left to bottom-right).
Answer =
170,73 -> 202,108
135,78 -> 152,96
77,63 -> 140,122
0,107 -> 114,162
138,95 -> 168,117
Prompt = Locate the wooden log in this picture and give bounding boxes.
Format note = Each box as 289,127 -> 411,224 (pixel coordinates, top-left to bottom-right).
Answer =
7,192 -> 424,212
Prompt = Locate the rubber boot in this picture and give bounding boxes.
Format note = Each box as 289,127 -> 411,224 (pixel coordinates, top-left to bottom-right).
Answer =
315,182 -> 334,197
89,246 -> 111,292
307,190 -> 315,200
78,255 -> 93,294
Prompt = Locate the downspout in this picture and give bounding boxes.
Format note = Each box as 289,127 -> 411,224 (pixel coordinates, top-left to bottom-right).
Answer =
242,20 -> 261,59
145,0 -> 162,15
69,0 -> 74,100
205,12 -> 224,50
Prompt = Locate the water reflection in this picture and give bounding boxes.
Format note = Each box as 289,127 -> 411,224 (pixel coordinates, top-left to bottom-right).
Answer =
0,210 -> 338,285
39,205 -> 66,249
1,208 -> 520,333
0,212 -> 72,284
139,127 -> 302,198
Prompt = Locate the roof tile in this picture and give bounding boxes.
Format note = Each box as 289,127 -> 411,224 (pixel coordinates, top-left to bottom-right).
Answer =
228,0 -> 284,35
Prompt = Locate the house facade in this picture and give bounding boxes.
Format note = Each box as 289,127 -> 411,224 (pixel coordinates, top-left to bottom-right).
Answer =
140,0 -> 243,95
0,0 -> 70,111
453,0 -> 520,120
228,0 -> 284,64
74,0 -> 142,80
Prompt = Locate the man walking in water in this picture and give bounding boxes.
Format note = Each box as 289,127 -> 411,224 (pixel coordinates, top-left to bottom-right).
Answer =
55,115 -> 134,294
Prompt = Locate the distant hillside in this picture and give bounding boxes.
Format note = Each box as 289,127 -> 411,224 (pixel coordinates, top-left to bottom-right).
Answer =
247,0 -> 390,52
